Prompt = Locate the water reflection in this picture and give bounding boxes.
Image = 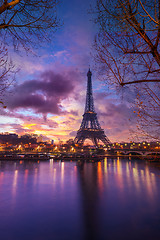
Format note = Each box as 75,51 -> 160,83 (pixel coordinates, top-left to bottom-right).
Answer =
76,158 -> 160,240
0,171 -> 4,187
24,169 -> 28,185
53,168 -> 56,185
104,157 -> 107,173
97,161 -> 103,193
116,157 -> 124,192
77,161 -> 99,240
0,158 -> 159,240
61,161 -> 64,185
34,167 -> 38,185
12,169 -> 18,197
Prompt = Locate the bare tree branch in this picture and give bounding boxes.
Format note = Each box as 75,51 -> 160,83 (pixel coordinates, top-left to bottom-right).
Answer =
120,79 -> 160,86
94,0 -> 160,140
0,0 -> 60,101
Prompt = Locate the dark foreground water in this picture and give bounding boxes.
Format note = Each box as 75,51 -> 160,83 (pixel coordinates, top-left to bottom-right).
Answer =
0,158 -> 160,240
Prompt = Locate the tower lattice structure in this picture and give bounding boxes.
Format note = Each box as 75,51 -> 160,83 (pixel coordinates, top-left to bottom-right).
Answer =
74,69 -> 111,146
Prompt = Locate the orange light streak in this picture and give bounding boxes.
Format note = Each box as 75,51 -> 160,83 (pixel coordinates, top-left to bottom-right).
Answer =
97,162 -> 103,193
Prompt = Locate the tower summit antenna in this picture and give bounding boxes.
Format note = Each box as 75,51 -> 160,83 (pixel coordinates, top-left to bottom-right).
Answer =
74,69 -> 111,146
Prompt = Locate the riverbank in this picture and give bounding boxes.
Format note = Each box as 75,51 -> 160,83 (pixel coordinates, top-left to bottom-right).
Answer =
0,151 -> 160,162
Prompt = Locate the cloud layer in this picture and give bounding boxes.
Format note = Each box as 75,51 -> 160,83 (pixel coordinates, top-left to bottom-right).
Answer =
7,70 -> 78,115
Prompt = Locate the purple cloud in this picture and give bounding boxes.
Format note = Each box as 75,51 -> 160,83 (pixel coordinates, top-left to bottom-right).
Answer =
6,70 -> 78,114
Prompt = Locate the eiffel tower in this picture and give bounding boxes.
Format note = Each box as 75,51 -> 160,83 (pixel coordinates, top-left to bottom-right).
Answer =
74,69 -> 111,146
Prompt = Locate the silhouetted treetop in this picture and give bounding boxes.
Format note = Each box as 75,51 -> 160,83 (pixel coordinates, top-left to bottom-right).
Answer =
0,0 -> 59,50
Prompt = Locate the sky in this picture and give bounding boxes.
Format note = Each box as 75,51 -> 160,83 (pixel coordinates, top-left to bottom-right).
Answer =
0,0 -> 138,143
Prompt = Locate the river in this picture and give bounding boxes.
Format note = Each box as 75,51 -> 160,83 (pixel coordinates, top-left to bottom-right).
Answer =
0,158 -> 160,240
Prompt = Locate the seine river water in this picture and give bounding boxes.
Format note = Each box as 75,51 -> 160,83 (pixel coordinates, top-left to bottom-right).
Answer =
0,158 -> 160,240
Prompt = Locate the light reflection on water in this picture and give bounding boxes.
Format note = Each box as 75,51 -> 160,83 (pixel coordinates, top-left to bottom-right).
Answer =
0,158 -> 160,240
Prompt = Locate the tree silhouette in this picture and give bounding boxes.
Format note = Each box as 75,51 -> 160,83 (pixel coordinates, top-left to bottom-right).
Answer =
94,0 -> 160,140
0,0 -> 59,98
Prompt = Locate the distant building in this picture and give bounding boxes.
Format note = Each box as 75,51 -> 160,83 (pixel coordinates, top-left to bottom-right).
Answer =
37,135 -> 43,142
